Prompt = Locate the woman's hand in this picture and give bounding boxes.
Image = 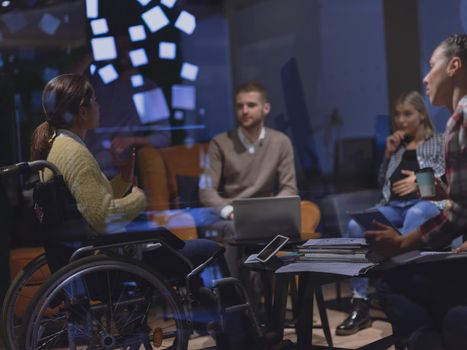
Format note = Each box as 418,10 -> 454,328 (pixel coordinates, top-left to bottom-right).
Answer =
454,241 -> 467,253
110,147 -> 135,183
131,185 -> 144,195
392,170 -> 417,196
111,136 -> 148,153
364,221 -> 404,258
430,177 -> 449,201
385,130 -> 405,158
111,137 -> 135,153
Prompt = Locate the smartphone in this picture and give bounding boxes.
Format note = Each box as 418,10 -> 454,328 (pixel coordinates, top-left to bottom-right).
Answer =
255,235 -> 290,263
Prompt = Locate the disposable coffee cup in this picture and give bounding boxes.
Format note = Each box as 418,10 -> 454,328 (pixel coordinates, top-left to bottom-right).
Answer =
415,167 -> 435,198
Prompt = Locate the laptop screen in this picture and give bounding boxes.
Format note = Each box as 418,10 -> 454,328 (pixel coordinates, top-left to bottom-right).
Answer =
232,196 -> 301,241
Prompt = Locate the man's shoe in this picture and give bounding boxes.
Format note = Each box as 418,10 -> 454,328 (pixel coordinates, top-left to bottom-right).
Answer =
335,299 -> 372,336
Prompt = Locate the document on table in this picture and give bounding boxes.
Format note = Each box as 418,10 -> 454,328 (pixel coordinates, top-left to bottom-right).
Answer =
275,261 -> 376,276
376,250 -> 467,269
275,251 -> 467,276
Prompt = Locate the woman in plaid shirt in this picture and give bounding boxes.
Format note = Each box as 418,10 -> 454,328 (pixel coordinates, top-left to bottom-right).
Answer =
336,91 -> 444,336
365,34 -> 467,349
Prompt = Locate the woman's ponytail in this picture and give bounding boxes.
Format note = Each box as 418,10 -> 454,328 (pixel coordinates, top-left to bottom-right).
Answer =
30,121 -> 54,160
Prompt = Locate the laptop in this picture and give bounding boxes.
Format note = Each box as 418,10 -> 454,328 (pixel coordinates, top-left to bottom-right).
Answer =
233,196 -> 301,241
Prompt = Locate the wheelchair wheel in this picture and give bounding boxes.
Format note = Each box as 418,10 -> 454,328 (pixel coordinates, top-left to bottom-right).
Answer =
22,254 -> 190,350
1,253 -> 49,350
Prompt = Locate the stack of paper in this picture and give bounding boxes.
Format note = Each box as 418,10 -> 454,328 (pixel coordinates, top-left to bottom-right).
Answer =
299,238 -> 367,249
297,238 -> 369,263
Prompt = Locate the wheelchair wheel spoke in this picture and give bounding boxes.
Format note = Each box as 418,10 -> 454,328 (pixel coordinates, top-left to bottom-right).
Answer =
23,256 -> 190,350
37,328 -> 67,350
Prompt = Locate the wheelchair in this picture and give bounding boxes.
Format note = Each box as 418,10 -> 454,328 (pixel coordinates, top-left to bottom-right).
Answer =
0,160 -> 268,350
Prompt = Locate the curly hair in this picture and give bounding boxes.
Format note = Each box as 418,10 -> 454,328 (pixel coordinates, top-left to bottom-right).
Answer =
439,34 -> 467,62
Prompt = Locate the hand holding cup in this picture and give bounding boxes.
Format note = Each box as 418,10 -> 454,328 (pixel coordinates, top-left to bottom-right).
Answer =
415,168 -> 436,199
111,146 -> 136,183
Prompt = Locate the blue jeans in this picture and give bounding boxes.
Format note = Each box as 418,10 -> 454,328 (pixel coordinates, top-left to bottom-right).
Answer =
344,199 -> 440,299
189,208 -> 244,278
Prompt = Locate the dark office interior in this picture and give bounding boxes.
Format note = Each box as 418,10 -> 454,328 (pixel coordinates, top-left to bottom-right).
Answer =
0,0 -> 465,349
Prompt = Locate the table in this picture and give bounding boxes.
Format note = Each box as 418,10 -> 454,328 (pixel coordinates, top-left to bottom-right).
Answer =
292,272 -> 396,350
244,258 -> 397,350
242,256 -> 332,346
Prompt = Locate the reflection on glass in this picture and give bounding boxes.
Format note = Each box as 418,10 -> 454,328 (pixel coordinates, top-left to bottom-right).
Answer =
141,5 -> 169,33
90,18 -> 109,36
85,0 -> 98,19
180,62 -> 199,81
2,10 -> 27,33
174,110 -> 184,120
91,36 -> 117,61
172,84 -> 196,110
161,0 -> 176,8
136,0 -> 152,6
128,24 -> 146,42
174,11 -> 196,35
129,48 -> 148,67
159,41 -> 176,60
98,64 -> 119,84
132,88 -> 170,123
43,67 -> 59,82
131,74 -> 144,88
38,13 -> 60,35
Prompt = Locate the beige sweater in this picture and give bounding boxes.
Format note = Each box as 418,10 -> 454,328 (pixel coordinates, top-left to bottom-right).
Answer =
199,127 -> 297,214
44,130 -> 147,234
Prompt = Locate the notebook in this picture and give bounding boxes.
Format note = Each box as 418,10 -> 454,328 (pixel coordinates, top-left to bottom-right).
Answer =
233,196 -> 301,241
350,208 -> 401,233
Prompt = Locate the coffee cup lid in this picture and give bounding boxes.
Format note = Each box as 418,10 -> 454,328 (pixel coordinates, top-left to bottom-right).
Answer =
415,167 -> 434,174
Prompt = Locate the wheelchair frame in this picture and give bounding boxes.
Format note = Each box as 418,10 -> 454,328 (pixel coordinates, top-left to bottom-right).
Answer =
1,160 -> 263,350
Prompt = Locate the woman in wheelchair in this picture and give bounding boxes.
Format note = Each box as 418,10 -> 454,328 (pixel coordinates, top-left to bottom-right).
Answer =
30,73 -> 229,279
18,73 -> 267,350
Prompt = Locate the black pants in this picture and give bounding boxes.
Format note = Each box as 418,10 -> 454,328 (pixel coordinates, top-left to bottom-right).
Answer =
376,259 -> 467,348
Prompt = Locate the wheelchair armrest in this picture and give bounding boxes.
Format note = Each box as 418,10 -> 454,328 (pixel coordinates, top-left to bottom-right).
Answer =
70,227 -> 187,263
88,227 -> 186,250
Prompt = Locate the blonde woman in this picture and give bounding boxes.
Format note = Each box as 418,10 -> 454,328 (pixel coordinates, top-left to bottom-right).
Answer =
337,91 -> 445,335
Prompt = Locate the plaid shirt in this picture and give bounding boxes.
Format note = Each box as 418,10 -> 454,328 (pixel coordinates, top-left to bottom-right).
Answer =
420,95 -> 467,248
378,133 -> 445,204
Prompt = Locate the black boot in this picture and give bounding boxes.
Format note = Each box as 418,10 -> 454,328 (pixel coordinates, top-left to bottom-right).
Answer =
335,298 -> 372,336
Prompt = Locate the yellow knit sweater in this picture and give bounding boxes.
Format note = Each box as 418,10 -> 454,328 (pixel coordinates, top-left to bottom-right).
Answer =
44,130 -> 147,234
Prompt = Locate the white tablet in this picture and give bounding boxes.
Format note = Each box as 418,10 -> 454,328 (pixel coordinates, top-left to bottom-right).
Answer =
255,235 -> 290,263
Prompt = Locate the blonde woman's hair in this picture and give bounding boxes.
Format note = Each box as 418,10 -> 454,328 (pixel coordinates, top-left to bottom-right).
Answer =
392,91 -> 435,140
